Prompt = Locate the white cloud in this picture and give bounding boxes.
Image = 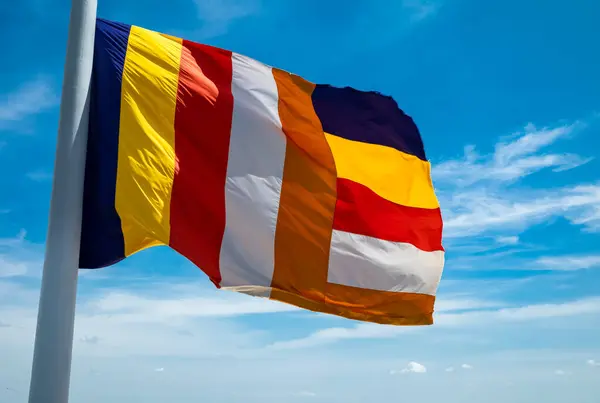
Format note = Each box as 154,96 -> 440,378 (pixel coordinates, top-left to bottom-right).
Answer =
495,122 -> 580,166
0,280 -> 278,359
461,364 -> 473,370
458,253 -> 600,273
0,230 -> 41,278
0,256 -> 28,277
554,369 -> 567,376
0,229 -> 27,247
26,170 -> 53,182
80,336 -> 100,344
193,0 -> 260,38
433,121 -> 600,238
0,270 -> 599,402
441,180 -> 600,239
391,361 -> 427,374
266,297 -> 505,351
494,297 -> 600,321
434,122 -> 589,186
436,297 -> 600,326
536,255 -> 600,271
267,322 -> 413,351
87,287 -> 299,324
154,367 -> 165,372
434,297 -> 504,311
586,359 -> 599,367
0,76 -> 58,131
495,236 -> 519,245
401,361 -> 427,373
445,367 -> 455,372
267,296 -> 600,350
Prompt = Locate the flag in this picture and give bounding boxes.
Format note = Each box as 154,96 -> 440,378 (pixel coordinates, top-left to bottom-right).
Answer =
79,18 -> 445,325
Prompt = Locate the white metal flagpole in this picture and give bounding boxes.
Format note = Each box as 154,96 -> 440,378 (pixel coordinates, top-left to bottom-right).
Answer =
28,0 -> 97,402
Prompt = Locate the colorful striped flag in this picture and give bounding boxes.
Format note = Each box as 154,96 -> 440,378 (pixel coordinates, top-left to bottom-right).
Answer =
79,18 -> 445,325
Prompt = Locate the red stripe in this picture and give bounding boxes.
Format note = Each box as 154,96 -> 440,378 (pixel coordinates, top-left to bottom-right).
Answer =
169,41 -> 233,286
333,179 -> 444,252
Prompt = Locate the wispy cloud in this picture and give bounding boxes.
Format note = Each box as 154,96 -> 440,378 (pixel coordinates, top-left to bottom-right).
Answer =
554,369 -> 568,376
447,251 -> 600,273
433,121 -> 599,238
0,278 -> 280,358
26,170 -> 53,182
0,230 -> 43,278
87,287 -> 299,324
442,183 -> 600,237
193,0 -> 260,39
265,296 -> 508,351
493,297 -> 600,321
0,76 -> 58,131
434,297 -> 504,311
495,236 -> 519,245
267,322 -> 413,351
0,229 -> 27,247
0,256 -> 28,278
536,255 -> 600,271
266,296 -> 600,350
80,335 -> 100,344
434,122 -> 590,186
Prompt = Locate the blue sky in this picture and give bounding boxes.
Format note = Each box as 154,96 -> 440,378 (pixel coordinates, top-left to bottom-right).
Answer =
1,0 -> 600,402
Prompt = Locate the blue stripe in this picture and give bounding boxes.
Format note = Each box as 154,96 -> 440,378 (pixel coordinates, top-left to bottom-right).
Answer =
79,19 -> 131,268
311,84 -> 427,161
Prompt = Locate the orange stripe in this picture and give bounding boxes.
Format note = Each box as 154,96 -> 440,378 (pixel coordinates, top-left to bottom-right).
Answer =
270,69 -> 435,325
272,285 -> 434,325
270,69 -> 336,303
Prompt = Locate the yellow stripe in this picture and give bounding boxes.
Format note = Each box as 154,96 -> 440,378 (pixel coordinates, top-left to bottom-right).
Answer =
115,26 -> 183,256
325,133 -> 439,209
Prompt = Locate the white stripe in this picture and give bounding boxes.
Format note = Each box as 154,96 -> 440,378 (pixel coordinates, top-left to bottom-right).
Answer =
327,230 -> 444,295
218,53 -> 286,291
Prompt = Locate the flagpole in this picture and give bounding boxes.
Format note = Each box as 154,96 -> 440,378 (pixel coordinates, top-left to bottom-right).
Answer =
28,0 -> 97,402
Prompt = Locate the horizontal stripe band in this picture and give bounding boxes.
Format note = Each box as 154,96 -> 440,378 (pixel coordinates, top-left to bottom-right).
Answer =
327,230 -> 444,295
312,84 -> 427,161
325,132 -> 439,209
270,286 -> 435,325
333,179 -> 443,251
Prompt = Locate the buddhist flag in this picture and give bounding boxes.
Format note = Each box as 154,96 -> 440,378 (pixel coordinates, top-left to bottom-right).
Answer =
79,18 -> 445,325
